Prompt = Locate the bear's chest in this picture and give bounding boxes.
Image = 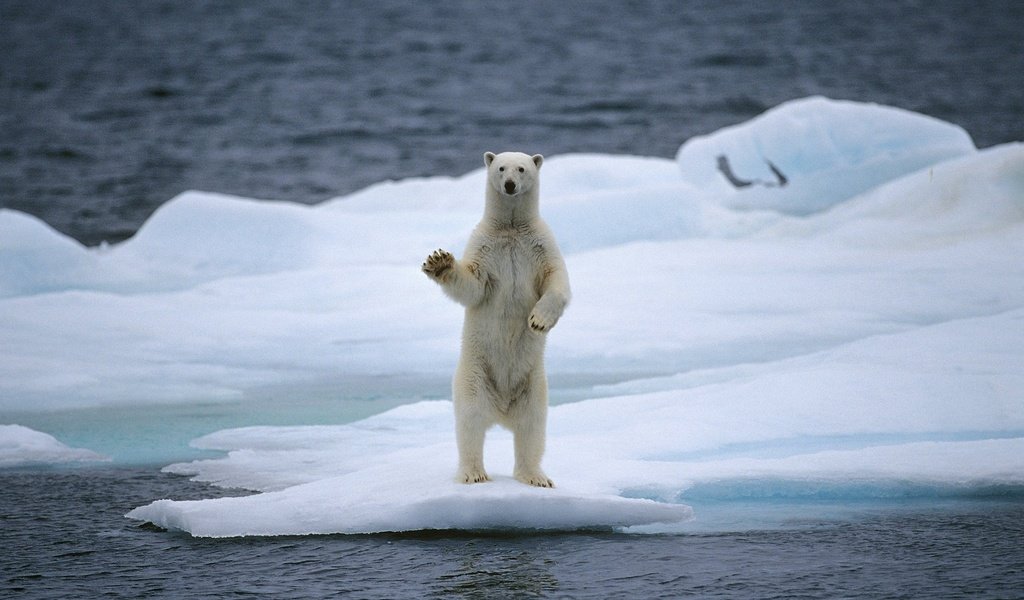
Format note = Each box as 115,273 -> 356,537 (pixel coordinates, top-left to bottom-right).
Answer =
479,232 -> 544,307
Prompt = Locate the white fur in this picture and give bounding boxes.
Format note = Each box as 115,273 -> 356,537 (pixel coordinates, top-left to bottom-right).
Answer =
423,151 -> 571,487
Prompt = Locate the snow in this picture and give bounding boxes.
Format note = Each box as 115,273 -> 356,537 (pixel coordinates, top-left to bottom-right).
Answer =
0,425 -> 108,467
2,97 -> 1023,535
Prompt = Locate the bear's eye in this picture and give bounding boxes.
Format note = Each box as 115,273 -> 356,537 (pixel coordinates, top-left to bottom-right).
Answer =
498,167 -> 504,172
518,167 -> 525,173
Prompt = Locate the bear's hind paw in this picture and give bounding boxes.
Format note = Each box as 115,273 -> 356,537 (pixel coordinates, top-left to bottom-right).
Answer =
456,467 -> 491,484
515,471 -> 554,488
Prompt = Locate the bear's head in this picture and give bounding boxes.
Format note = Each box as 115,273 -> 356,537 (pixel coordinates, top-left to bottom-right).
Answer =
484,151 -> 544,197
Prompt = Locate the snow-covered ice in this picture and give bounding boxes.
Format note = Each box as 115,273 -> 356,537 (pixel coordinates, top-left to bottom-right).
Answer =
2,97 -> 1023,535
129,400 -> 694,536
0,425 -> 108,467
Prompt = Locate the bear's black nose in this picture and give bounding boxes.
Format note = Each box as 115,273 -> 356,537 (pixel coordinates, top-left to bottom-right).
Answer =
504,180 -> 517,194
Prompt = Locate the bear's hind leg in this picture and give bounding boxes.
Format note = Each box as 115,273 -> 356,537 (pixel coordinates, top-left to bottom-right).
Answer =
512,387 -> 553,488
454,380 -> 491,484
456,423 -> 490,484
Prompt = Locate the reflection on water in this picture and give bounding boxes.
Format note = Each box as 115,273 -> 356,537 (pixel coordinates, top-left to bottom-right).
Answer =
432,541 -> 560,599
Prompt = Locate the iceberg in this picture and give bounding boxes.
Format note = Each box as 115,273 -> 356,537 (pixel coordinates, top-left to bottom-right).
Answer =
1,97 -> 1022,534
0,424 -> 108,467
676,96 -> 976,214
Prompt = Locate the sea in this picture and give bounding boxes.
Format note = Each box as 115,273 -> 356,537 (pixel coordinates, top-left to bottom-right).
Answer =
2,1 -> 1024,598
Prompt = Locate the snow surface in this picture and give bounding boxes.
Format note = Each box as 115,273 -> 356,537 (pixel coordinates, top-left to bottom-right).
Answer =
0,424 -> 108,467
2,97 -> 1023,534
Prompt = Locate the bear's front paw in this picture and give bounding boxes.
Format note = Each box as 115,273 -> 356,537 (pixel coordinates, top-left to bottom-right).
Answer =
422,249 -> 454,281
528,305 -> 560,333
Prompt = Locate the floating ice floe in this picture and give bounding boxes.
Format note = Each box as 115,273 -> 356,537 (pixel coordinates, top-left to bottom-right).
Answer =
0,424 -> 108,467
2,97 -> 1023,534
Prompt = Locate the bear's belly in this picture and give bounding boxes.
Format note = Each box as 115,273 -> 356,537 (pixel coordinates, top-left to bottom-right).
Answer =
464,310 -> 541,369
463,304 -> 543,413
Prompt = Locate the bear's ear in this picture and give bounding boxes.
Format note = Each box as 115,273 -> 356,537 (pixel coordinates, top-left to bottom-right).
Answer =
484,152 -> 496,167
532,154 -> 544,169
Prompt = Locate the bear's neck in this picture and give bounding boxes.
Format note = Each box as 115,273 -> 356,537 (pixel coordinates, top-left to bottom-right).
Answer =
483,187 -> 540,228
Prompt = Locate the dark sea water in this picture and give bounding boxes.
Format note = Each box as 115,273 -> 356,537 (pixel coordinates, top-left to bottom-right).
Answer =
2,468 -> 1023,599
4,1 -> 1024,598
1,0 -> 1022,245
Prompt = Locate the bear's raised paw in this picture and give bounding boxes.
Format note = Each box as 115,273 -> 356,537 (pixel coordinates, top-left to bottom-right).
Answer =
422,249 -> 454,280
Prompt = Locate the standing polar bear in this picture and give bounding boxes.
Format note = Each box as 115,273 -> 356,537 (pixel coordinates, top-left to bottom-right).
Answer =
422,151 -> 570,487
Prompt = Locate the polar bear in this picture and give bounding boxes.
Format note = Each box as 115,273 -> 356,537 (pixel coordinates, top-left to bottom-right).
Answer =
422,151 -> 571,487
